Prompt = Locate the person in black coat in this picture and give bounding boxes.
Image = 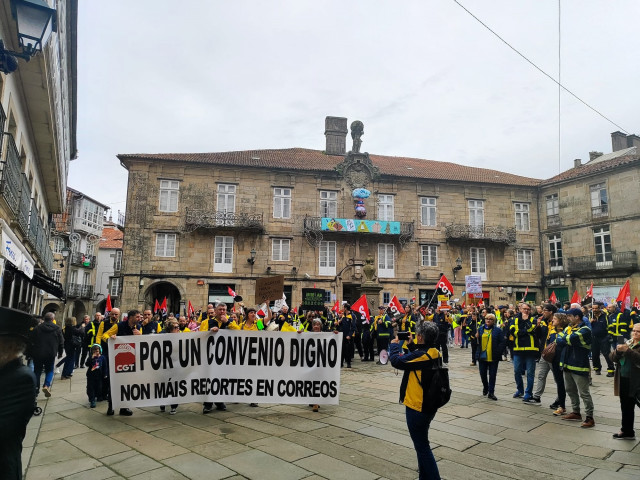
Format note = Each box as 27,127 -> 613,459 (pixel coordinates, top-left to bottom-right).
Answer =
30,312 -> 64,397
61,317 -> 83,379
0,307 -> 38,480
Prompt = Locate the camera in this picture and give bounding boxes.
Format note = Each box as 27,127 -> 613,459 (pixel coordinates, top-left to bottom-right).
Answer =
397,331 -> 410,340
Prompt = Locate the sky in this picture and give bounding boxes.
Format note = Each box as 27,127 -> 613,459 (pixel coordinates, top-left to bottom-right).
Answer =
71,0 -> 640,216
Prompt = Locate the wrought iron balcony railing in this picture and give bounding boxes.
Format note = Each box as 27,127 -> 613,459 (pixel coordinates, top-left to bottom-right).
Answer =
591,205 -> 609,219
66,283 -> 94,299
28,205 -> 40,247
567,251 -> 637,274
184,209 -> 264,233
546,214 -> 561,228
70,251 -> 96,269
17,174 -> 31,235
445,224 -> 517,245
0,135 -> 21,214
303,216 -> 415,248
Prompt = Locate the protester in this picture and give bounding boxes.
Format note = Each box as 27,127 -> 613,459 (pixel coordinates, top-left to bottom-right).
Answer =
476,314 -> 505,400
61,317 -> 83,379
510,303 -> 539,402
160,320 -> 181,414
529,304 -> 557,405
557,308 -> 595,428
77,315 -> 91,368
30,312 -> 63,398
374,306 -> 392,361
389,321 -> 442,480
549,313 -> 569,416
590,301 -> 615,377
465,312 -> 479,366
434,307 -> 451,366
0,307 -> 37,479
610,323 -> 640,439
335,304 -> 355,369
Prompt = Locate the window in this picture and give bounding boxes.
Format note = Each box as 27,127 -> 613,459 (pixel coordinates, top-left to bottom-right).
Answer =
155,233 -> 176,257
378,243 -> 395,278
53,237 -> 65,254
468,200 -> 484,228
273,188 -> 291,219
420,197 -> 437,226
214,236 -> 233,273
515,203 -> 530,231
110,277 -> 120,297
324,290 -> 332,303
159,180 -> 179,212
217,184 -> 236,213
421,245 -> 437,267
320,191 -> 337,218
52,269 -> 61,283
77,199 -> 104,230
470,247 -> 487,280
82,271 -> 91,286
70,269 -> 78,285
383,292 -> 391,305
85,242 -> 94,257
114,250 -> 123,271
590,183 -> 608,218
517,249 -> 533,270
593,226 -> 612,267
546,194 -> 559,216
272,238 -> 290,261
378,195 -> 394,221
549,234 -> 563,271
319,241 -> 336,276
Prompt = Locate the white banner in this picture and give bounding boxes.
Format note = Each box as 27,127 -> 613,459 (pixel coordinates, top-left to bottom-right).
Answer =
108,330 -> 342,410
465,275 -> 482,294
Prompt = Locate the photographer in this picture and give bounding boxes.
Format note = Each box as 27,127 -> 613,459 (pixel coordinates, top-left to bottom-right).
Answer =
389,321 -> 441,480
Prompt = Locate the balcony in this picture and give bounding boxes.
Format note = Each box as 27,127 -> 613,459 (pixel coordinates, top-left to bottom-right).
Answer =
17,174 -> 31,235
591,204 -> 608,219
183,209 -> 264,233
70,251 -> 96,269
567,251 -> 637,276
445,224 -> 516,245
0,136 -> 21,215
28,205 -> 40,247
546,214 -> 561,228
67,283 -> 94,299
71,216 -> 103,237
303,216 -> 415,248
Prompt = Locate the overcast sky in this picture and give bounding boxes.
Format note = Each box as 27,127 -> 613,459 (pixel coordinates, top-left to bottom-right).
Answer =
71,0 -> 640,215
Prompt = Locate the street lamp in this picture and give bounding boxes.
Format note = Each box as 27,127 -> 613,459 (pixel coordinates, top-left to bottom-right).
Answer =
452,256 -> 463,281
247,249 -> 256,265
0,0 -> 57,74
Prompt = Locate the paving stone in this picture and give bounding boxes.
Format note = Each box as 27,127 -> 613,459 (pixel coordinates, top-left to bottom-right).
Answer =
223,415 -> 296,436
217,449 -> 310,480
258,412 -> 328,432
191,438 -> 251,461
65,431 -> 131,458
25,457 -> 102,480
431,419 -> 502,444
247,437 -> 317,462
99,450 -> 138,466
149,425 -> 220,447
160,452 -> 235,479
109,429 -> 189,460
29,440 -> 90,467
470,410 -> 544,432
36,421 -> 92,443
574,444 -> 614,459
203,422 -> 271,444
128,466 -> 189,480
109,453 -> 164,477
583,468 -> 640,480
436,458 -> 511,480
609,450 -> 640,466
529,422 -> 639,452
306,426 -> 367,446
60,466 -> 117,480
445,416 -> 507,436
293,453 -> 378,480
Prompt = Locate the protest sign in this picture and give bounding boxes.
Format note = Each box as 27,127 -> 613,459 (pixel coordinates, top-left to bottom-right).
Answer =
301,288 -> 325,310
465,275 -> 482,294
255,275 -> 284,304
108,330 -> 342,410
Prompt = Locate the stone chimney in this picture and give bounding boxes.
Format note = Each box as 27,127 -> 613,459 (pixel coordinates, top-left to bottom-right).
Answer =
574,158 -> 582,168
589,151 -> 603,161
626,134 -> 640,150
324,116 -> 348,155
611,131 -> 628,152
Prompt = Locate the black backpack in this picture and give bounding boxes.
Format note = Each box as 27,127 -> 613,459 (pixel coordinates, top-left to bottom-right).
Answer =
415,352 -> 452,412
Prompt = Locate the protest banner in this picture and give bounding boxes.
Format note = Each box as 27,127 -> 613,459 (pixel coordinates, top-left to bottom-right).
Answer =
301,288 -> 326,310
108,330 -> 342,410
255,275 -> 284,304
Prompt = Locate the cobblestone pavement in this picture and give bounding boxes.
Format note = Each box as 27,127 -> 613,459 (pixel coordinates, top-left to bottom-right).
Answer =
23,345 -> 640,480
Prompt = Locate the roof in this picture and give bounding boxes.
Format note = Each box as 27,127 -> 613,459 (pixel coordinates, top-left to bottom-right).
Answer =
541,154 -> 640,186
67,187 -> 110,210
118,148 -> 541,187
587,147 -> 636,165
100,226 -> 123,249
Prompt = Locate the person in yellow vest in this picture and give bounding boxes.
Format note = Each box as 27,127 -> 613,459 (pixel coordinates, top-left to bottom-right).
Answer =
476,314 -> 506,400
510,303 -> 540,402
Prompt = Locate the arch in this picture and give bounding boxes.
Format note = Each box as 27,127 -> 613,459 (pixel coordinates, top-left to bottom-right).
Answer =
70,300 -> 86,321
41,302 -> 60,316
143,281 -> 182,316
95,299 -> 107,315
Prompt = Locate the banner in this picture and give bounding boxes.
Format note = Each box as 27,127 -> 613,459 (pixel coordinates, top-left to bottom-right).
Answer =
108,330 -> 342,410
464,275 -> 482,294
302,288 -> 325,309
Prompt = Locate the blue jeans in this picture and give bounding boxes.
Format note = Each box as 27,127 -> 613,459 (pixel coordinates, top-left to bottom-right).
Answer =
33,357 -> 55,392
405,407 -> 440,480
478,360 -> 499,394
62,346 -> 76,377
513,354 -> 536,398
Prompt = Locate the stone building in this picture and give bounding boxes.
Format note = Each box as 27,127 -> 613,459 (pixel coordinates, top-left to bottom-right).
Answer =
0,0 -> 77,314
539,132 -> 640,304
117,117 -> 543,313
94,219 -> 124,312
43,188 -> 108,319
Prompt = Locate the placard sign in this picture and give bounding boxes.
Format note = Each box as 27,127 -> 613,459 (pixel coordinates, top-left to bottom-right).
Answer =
255,275 -> 285,304
465,275 -> 482,294
302,288 -> 325,309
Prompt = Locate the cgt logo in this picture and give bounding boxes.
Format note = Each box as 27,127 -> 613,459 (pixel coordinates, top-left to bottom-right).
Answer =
114,343 -> 136,373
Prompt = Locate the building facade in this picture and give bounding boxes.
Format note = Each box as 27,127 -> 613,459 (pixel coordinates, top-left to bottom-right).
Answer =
43,188 -> 107,319
94,219 -> 123,312
0,0 -> 77,314
117,117 -> 543,314
539,132 -> 640,304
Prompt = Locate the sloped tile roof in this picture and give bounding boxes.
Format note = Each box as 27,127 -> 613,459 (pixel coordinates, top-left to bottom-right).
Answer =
100,226 -> 123,249
118,148 -> 541,186
541,154 -> 640,186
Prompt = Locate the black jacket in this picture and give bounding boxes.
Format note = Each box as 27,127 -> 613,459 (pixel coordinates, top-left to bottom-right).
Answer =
29,321 -> 64,360
0,358 -> 36,479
